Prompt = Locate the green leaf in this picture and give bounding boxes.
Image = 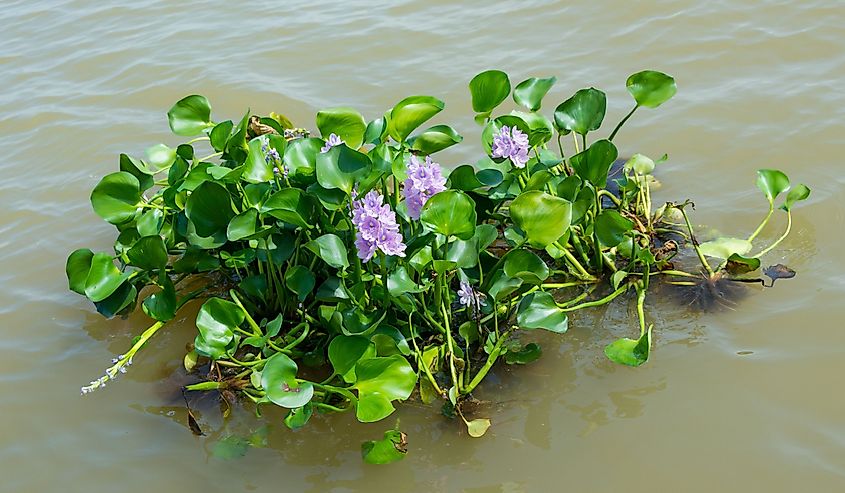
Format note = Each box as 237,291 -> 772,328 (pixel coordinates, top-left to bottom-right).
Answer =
261,352 -> 314,409
316,144 -> 372,195
285,265 -> 315,302
90,172 -> 141,225
126,235 -> 168,270
305,234 -> 349,269
553,88 -> 607,135
513,76 -> 557,111
407,124 -> 463,154
329,335 -> 375,383
387,266 -> 425,297
142,277 -> 177,321
84,253 -> 132,302
94,281 -> 137,318
516,292 -> 569,333
167,94 -> 213,136
569,139 -> 618,187
209,120 -> 234,152
119,153 -> 154,191
227,209 -> 258,241
185,181 -> 235,238
283,137 -> 322,180
388,95 -> 445,142
316,107 -> 366,149
504,342 -> 542,365
465,418 -> 491,438
511,110 -> 555,147
780,183 -> 810,212
243,135 -> 285,184
604,325 -> 652,366
137,209 -> 164,236
626,153 -> 655,175
503,249 -> 550,285
726,253 -> 761,275
419,190 -> 477,240
261,188 -> 314,229
66,248 -> 94,295
509,191 -> 572,248
364,117 -> 387,145
756,169 -> 791,206
145,144 -> 176,170
194,298 -> 244,360
595,210 -> 634,247
626,70 -> 677,108
469,70 -> 510,113
284,403 -> 313,431
353,355 -> 417,422
361,429 -> 407,465
699,237 -> 753,260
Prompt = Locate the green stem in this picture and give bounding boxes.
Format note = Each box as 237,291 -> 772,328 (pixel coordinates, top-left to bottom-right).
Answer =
748,205 -> 774,243
441,302 -> 460,393
462,329 -> 513,395
753,211 -> 791,258
559,285 -> 627,311
678,206 -> 715,277
608,105 -> 639,141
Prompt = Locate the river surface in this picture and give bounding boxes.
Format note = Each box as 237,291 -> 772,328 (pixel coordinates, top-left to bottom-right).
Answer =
1,1 -> 844,491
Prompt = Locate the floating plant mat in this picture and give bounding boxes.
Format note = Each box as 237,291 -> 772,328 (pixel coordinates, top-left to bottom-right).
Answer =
66,70 -> 809,464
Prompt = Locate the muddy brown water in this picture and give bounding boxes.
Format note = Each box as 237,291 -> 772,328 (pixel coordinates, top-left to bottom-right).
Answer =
1,1 -> 844,491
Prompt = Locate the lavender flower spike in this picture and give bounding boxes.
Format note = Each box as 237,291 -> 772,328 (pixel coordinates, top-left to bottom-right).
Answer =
321,133 -> 345,153
351,190 -> 407,262
491,125 -> 530,168
457,280 -> 486,314
402,155 -> 447,220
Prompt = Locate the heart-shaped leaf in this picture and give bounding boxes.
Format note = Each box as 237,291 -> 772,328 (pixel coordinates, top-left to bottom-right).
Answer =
388,96 -> 445,143
316,144 -> 372,195
305,233 -> 349,269
419,190 -> 477,240
167,94 -> 213,136
604,325 -> 652,366
509,191 -> 572,248
127,235 -> 168,270
626,70 -> 677,108
90,172 -> 141,225
725,253 -> 761,275
261,352 -> 314,409
66,248 -> 94,295
261,188 -> 314,229
595,210 -> 634,247
84,253 -> 132,302
699,237 -> 752,260
553,88 -> 607,135
469,70 -> 511,113
513,76 -> 556,111
186,181 -> 235,238
285,265 -> 316,302
142,277 -> 177,322
328,335 -> 375,383
407,124 -> 463,154
516,291 -> 569,333
569,139 -> 618,188
194,297 -> 244,360
503,249 -> 550,285
316,107 -> 366,149
353,355 -> 417,422
780,183 -> 810,212
756,169 -> 790,206
361,429 -> 407,464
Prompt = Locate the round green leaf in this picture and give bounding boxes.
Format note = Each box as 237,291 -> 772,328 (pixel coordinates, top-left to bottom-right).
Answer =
388,95 -> 445,143
513,76 -> 557,112
137,209 -> 164,236
553,88 -> 607,135
504,342 -> 542,365
756,169 -> 791,205
285,265 -> 315,302
167,94 -> 213,136
626,70 -> 677,108
316,107 -> 366,149
595,210 -> 634,247
725,253 -> 761,275
84,252 -> 132,302
127,235 -> 168,270
186,181 -> 235,238
469,70 -> 511,113
503,249 -> 550,285
419,190 -> 477,240
142,278 -> 176,322
90,172 -> 141,225
261,352 -> 314,409
284,404 -> 314,431
387,266 -> 425,296
194,298 -> 244,360
361,429 -> 407,465
94,281 -> 137,319
626,153 -> 655,175
227,208 -> 258,241
261,188 -> 314,229
328,335 -> 375,383
66,248 -> 94,295
604,326 -> 652,367
353,355 -> 417,422
699,237 -> 753,260
516,292 -> 569,333
316,144 -> 372,195
781,183 -> 810,212
509,191 -> 572,248
243,135 -> 285,184
305,233 -> 349,269
569,139 -> 618,187
145,144 -> 176,170
283,137 -> 322,180
407,124 -> 463,154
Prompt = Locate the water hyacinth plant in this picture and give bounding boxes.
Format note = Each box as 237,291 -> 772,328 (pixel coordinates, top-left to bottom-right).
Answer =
66,70 -> 809,463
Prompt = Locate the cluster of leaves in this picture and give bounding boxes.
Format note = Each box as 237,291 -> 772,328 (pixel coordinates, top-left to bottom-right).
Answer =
66,69 -> 808,463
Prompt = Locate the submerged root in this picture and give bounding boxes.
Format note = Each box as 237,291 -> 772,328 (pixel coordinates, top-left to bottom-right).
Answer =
669,272 -> 749,312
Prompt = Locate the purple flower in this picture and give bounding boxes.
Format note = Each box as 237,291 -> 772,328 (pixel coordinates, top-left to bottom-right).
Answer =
321,133 -> 344,153
491,125 -> 530,168
351,190 -> 406,262
402,155 -> 447,220
457,280 -> 486,313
